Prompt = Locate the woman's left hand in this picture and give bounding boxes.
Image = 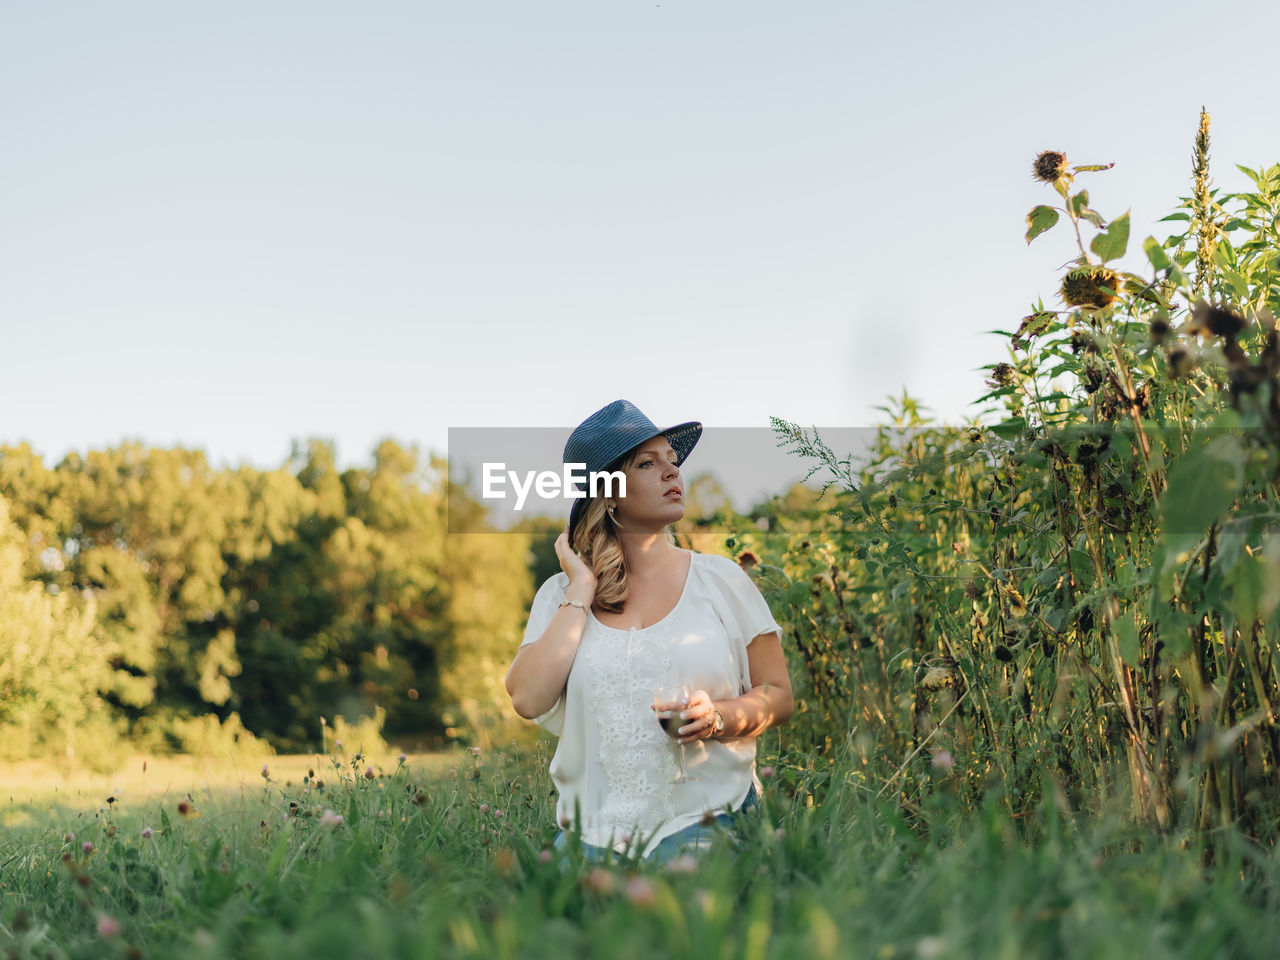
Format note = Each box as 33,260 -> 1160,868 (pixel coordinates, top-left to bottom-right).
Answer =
676,689 -> 718,744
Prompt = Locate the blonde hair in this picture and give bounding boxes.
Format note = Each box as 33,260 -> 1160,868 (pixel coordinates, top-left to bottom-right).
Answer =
571,445 -> 677,614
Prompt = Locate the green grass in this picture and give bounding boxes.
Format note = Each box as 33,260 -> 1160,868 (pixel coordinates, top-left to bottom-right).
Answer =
2,744 -> 1278,960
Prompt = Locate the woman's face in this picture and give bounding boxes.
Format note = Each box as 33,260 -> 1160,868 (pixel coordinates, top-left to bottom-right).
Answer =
613,435 -> 684,530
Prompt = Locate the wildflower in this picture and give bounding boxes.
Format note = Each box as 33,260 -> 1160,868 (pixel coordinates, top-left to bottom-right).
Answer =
624,874 -> 656,907
64,832 -> 75,843
1061,266 -> 1121,310
758,765 -> 775,779
493,809 -> 505,819
582,867 -> 616,895
106,825 -> 116,838
320,808 -> 344,827
1032,150 -> 1068,183
479,803 -> 490,814
82,841 -> 94,855
177,801 -> 191,817
538,849 -> 553,864
96,915 -> 120,938
77,874 -> 92,888
469,746 -> 482,756
665,853 -> 699,874
737,551 -> 759,570
398,753 -> 407,765
335,739 -> 343,751
141,827 -> 154,839
931,750 -> 955,771
261,765 -> 270,780
364,766 -> 375,780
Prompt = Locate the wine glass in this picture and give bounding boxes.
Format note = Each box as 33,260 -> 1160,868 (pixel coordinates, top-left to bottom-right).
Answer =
654,682 -> 699,783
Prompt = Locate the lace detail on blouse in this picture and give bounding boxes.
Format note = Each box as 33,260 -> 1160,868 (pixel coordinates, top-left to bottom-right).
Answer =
585,618 -> 678,845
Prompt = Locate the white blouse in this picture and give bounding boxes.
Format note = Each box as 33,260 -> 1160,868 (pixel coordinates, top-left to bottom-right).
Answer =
518,550 -> 784,857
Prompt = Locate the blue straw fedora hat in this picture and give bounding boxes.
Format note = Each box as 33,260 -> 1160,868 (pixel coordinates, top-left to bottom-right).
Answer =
564,399 -> 701,544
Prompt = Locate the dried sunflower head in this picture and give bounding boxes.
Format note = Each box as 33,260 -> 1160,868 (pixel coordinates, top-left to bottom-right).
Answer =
1061,266 -> 1122,310
1148,314 -> 1171,345
1189,300 -> 1247,338
986,363 -> 1015,388
1033,150 -> 1069,183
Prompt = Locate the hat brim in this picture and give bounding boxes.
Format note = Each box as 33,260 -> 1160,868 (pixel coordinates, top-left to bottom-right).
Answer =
568,420 -> 702,543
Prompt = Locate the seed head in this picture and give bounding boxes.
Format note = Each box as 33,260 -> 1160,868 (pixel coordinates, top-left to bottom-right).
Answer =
1061,266 -> 1122,310
1033,150 -> 1069,183
986,363 -> 1015,388
177,801 -> 190,817
736,551 -> 759,570
1189,300 -> 1247,338
930,750 -> 955,771
1148,315 -> 1171,344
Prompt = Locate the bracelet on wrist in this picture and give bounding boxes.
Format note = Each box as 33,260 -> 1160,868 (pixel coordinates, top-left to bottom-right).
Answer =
558,599 -> 587,613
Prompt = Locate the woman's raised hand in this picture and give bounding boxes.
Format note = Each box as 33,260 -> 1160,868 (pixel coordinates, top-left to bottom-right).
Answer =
554,528 -> 597,593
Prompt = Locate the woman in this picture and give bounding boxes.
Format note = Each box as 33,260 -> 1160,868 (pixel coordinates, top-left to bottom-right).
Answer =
505,399 -> 794,862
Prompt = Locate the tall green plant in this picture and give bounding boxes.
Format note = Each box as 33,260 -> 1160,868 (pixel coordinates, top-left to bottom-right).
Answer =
749,111 -> 1280,839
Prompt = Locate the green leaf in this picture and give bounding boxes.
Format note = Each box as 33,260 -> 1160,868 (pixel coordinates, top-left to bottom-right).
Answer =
1143,236 -> 1171,272
1160,434 -> 1246,538
1073,163 -> 1114,172
1113,609 -> 1141,667
1223,551 -> 1280,630
1069,191 -> 1090,217
1079,208 -> 1106,228
1090,210 -> 1130,262
1026,205 -> 1060,244
989,417 -> 1026,439
1158,212 -> 1192,222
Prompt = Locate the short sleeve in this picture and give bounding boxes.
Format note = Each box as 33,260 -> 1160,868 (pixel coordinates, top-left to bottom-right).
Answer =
521,573 -> 569,647
697,554 -> 784,694
516,573 -> 570,735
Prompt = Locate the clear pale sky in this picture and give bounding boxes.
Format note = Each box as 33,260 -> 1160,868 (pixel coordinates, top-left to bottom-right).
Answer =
3,1 -> 1278,484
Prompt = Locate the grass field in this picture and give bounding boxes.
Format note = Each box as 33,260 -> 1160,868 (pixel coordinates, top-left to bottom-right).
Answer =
3,743 -> 1279,960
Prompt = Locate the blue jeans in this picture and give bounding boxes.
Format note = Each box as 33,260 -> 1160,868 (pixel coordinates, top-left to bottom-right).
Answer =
552,784 -> 759,865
